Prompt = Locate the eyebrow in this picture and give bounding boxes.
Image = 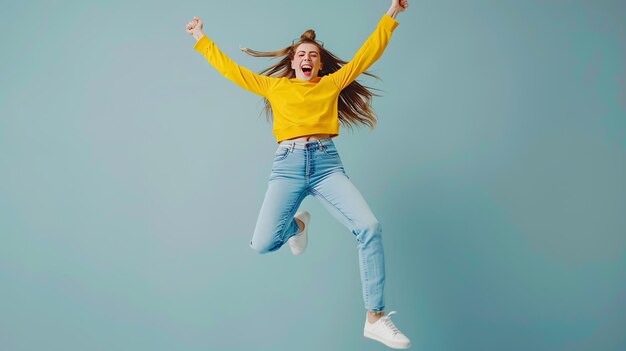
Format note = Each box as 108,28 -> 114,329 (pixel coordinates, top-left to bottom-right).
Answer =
296,50 -> 319,55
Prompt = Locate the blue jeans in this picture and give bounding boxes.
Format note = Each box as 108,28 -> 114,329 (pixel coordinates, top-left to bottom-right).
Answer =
250,138 -> 385,312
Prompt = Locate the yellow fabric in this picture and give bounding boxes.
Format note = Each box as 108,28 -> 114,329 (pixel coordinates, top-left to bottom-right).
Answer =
193,14 -> 399,142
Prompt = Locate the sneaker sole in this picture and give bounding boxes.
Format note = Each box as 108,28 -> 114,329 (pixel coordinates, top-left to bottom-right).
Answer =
364,330 -> 411,349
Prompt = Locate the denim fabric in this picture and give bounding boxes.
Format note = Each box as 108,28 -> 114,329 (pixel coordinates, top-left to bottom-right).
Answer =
250,138 -> 385,311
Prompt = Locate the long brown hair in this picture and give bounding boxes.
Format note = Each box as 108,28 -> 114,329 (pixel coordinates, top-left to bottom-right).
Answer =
241,29 -> 380,130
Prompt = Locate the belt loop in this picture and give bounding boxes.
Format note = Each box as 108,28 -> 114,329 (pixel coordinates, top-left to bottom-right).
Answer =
290,142 -> 295,153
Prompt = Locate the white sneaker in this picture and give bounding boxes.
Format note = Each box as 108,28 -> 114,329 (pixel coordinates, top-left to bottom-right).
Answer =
364,311 -> 411,349
288,211 -> 310,255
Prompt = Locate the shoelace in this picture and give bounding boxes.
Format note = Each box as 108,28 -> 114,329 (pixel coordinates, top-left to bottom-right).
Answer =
382,311 -> 401,335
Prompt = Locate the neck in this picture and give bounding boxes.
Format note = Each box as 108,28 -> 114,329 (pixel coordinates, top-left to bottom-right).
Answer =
293,76 -> 320,82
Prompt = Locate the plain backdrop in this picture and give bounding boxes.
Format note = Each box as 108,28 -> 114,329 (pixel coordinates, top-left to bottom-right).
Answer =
1,1 -> 625,350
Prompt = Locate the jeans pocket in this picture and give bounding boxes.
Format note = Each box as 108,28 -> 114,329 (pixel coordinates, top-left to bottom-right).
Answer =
274,146 -> 289,161
322,145 -> 339,158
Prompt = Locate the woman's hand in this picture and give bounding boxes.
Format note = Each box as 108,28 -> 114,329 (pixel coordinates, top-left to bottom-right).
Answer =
185,16 -> 205,41
387,0 -> 409,18
392,0 -> 409,12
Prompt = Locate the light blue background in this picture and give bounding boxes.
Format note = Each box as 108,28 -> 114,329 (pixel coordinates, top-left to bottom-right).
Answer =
1,1 -> 625,350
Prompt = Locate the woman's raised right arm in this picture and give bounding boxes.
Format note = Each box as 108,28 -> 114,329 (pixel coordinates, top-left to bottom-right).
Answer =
186,17 -> 274,97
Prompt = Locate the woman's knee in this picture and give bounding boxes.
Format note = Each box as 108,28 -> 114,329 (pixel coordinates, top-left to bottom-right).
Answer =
251,217 -> 299,254
250,238 -> 275,254
357,220 -> 383,245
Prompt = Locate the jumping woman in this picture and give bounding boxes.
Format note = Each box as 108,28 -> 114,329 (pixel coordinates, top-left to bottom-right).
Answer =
186,0 -> 411,348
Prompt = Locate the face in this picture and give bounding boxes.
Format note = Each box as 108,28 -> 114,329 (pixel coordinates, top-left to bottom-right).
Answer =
291,43 -> 323,81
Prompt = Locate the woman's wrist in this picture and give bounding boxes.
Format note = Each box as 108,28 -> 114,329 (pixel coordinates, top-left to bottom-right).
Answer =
386,6 -> 401,18
192,31 -> 205,41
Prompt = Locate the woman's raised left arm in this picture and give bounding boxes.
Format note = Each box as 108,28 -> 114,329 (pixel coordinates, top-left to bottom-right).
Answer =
329,0 -> 409,90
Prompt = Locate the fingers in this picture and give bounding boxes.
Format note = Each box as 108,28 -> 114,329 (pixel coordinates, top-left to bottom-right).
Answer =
187,16 -> 202,28
185,18 -> 195,30
392,0 -> 408,12
185,16 -> 202,32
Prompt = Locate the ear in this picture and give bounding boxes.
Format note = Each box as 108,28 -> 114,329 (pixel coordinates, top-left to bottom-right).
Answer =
291,58 -> 296,70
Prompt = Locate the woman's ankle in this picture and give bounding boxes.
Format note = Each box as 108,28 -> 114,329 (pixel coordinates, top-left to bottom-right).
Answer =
295,218 -> 304,232
367,310 -> 385,323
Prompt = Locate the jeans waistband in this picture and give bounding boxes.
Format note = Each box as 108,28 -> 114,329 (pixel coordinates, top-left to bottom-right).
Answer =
278,138 -> 334,150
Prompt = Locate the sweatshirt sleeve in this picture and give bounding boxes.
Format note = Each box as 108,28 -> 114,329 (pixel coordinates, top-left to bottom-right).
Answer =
329,14 -> 399,90
193,35 -> 274,97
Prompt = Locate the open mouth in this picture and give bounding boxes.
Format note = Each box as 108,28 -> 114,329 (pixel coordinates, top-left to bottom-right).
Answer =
301,65 -> 312,76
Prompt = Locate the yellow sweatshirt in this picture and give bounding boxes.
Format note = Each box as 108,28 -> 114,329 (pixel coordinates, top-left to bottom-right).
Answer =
193,14 -> 399,142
